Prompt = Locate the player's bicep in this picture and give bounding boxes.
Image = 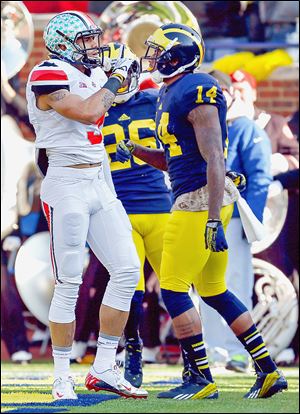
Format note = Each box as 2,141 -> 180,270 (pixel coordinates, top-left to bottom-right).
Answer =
45,89 -> 85,120
187,105 -> 223,162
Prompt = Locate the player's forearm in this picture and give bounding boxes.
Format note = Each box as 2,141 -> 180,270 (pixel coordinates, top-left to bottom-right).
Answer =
81,78 -> 122,123
132,145 -> 168,171
207,153 -> 225,219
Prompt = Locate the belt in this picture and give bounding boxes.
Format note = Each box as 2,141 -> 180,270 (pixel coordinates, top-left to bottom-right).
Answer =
66,162 -> 102,169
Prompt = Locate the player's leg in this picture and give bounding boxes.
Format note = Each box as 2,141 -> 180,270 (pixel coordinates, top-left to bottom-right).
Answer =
41,184 -> 90,401
158,210 -> 217,400
85,179 -> 147,398
124,220 -> 145,388
198,206 -> 287,399
199,217 -> 253,371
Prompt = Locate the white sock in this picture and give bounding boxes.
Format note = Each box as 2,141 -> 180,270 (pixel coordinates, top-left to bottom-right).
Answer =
93,333 -> 120,373
52,346 -> 72,381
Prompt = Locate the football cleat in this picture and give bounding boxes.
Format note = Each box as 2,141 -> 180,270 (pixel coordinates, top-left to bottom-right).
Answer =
157,375 -> 218,400
124,340 -> 143,388
52,376 -> 77,400
244,370 -> 288,399
85,364 -> 148,399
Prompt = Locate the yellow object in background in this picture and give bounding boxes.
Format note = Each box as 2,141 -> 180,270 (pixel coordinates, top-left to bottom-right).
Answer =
212,52 -> 255,74
212,49 -> 293,81
243,49 -> 293,81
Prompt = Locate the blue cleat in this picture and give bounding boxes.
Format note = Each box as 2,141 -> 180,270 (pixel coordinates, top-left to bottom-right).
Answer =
124,340 -> 143,388
244,370 -> 288,399
157,375 -> 218,400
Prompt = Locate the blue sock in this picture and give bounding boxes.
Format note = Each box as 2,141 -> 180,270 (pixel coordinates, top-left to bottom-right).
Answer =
180,334 -> 213,383
238,324 -> 277,373
124,290 -> 144,344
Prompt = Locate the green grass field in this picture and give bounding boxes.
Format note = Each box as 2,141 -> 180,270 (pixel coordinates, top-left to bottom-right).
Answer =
1,361 -> 298,413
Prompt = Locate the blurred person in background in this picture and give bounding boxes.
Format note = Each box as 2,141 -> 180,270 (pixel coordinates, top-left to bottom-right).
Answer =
198,70 -> 272,373
230,69 -> 299,171
230,70 -> 299,300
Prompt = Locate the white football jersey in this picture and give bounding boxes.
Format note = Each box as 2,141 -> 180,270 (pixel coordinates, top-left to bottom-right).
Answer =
26,58 -> 108,165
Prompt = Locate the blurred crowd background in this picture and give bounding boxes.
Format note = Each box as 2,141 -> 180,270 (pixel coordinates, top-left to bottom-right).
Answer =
1,1 -> 299,370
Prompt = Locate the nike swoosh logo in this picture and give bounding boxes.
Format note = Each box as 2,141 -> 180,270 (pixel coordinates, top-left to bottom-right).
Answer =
56,392 -> 64,398
123,385 -> 132,392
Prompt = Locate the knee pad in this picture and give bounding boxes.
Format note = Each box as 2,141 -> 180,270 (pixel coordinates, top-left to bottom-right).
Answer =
49,281 -> 81,323
161,289 -> 194,318
102,268 -> 140,312
201,289 -> 248,325
60,251 -> 83,281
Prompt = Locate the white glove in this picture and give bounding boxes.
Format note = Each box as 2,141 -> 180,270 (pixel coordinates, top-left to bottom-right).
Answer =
110,58 -> 138,83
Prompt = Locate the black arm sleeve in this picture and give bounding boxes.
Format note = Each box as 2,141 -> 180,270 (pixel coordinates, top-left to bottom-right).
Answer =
31,84 -> 70,97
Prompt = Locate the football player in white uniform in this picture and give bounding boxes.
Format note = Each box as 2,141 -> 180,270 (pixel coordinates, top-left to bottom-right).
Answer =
26,11 -> 147,400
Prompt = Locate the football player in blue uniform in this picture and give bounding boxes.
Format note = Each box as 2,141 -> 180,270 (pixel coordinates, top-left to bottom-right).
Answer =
101,42 -> 172,387
116,24 -> 287,400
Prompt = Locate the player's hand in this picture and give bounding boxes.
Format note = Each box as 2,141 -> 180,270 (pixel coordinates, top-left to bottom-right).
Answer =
226,170 -> 246,192
110,58 -> 139,84
116,140 -> 135,163
205,219 -> 228,252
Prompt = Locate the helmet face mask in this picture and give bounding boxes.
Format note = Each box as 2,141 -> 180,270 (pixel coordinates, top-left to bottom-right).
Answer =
141,23 -> 205,79
44,11 -> 106,68
102,42 -> 140,104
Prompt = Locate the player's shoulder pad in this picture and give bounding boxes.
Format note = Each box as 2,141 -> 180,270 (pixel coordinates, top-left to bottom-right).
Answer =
175,72 -> 223,116
180,72 -> 219,92
28,58 -> 74,86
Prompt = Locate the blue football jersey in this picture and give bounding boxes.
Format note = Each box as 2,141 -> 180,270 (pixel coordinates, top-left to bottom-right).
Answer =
103,89 -> 172,214
156,73 -> 228,200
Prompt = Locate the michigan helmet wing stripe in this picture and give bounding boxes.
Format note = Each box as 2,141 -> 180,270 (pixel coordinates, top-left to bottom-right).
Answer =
163,27 -> 204,62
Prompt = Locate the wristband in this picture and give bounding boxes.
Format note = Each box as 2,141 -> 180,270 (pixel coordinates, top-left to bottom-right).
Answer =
102,76 -> 122,95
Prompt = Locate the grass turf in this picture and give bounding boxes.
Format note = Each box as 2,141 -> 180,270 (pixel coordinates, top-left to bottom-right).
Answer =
1,361 -> 298,413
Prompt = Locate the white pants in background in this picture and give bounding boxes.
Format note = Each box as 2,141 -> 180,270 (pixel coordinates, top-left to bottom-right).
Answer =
199,218 -> 254,359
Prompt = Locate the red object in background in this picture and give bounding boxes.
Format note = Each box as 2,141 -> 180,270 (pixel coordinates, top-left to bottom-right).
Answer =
139,78 -> 159,90
230,69 -> 257,89
23,1 -> 88,13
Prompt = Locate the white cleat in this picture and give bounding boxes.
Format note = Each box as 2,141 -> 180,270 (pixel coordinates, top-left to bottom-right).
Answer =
85,364 -> 148,399
52,376 -> 78,400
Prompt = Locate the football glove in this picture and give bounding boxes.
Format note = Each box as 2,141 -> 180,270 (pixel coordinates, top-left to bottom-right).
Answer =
110,58 -> 139,84
116,140 -> 135,163
205,219 -> 228,252
226,170 -> 246,192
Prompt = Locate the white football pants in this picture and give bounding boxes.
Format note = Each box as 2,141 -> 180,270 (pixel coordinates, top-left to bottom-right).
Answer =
199,218 -> 254,358
40,165 -> 140,322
